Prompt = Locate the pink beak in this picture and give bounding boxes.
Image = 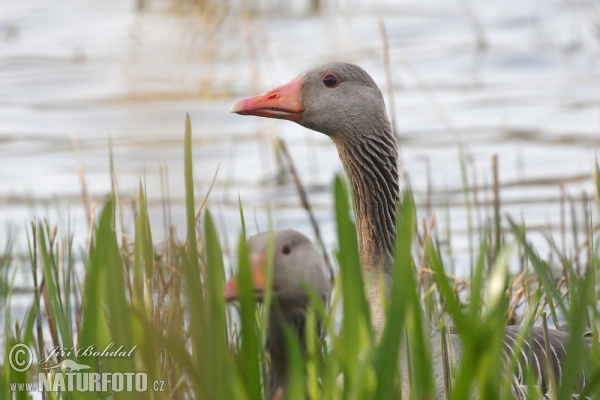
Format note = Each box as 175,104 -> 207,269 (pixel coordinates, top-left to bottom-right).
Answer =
224,254 -> 268,302
231,78 -> 304,121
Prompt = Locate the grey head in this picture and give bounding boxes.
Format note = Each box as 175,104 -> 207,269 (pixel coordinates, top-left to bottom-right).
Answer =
296,62 -> 391,139
231,62 -> 393,142
225,229 -> 331,309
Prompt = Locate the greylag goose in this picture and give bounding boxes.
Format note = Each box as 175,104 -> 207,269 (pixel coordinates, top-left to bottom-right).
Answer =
231,62 -> 590,398
232,63 -> 398,330
225,229 -> 331,399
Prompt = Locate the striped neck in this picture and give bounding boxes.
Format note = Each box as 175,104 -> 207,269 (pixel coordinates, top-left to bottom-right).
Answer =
332,128 -> 399,331
332,130 -> 399,276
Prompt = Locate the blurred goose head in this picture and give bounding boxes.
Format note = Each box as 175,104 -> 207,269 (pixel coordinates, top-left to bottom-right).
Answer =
224,229 -> 331,399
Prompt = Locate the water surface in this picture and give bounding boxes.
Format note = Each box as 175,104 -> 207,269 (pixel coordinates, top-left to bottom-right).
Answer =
1,0 -> 599,288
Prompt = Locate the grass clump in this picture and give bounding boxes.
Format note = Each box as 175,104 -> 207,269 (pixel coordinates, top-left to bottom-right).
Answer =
1,114 -> 599,399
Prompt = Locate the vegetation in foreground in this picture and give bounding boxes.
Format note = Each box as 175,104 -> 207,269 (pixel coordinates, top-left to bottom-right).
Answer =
1,115 -> 600,399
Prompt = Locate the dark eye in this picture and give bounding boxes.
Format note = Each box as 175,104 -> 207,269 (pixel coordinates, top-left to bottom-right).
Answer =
322,74 -> 339,88
282,244 -> 292,255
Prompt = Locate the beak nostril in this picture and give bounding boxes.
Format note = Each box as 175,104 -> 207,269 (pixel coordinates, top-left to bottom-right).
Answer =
230,77 -> 303,120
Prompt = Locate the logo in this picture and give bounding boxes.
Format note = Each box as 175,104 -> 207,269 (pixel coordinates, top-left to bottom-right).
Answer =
44,360 -> 91,372
8,343 -> 33,373
8,343 -> 165,394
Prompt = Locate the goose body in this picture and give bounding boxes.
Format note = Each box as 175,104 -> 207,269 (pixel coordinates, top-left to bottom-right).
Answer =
225,229 -> 331,399
232,62 -> 589,398
429,325 -> 583,399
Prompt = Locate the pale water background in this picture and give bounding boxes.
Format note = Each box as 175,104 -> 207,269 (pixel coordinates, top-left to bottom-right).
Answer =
1,0 -> 600,317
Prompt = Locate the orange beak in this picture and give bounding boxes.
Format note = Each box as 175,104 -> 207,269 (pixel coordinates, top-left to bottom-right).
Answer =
224,254 -> 268,302
230,78 -> 304,121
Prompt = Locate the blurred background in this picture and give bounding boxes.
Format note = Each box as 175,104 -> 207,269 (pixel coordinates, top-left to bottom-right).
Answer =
1,0 -> 599,278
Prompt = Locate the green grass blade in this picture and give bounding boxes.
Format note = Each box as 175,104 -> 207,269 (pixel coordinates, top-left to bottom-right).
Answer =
203,209 -> 230,399
94,200 -> 140,399
427,242 -> 468,330
234,230 -> 262,399
138,181 -> 154,279
284,324 -> 306,400
39,226 -> 73,355
508,218 -> 567,318
181,113 -> 204,397
375,192 -> 415,399
334,175 -> 371,395
184,112 -> 200,273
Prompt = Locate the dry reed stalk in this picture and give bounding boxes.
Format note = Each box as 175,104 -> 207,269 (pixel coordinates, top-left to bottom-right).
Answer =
71,134 -> 92,228
441,322 -> 452,400
569,195 -> 580,272
492,155 -> 501,258
456,0 -> 487,51
240,0 -> 260,95
560,182 -> 566,254
418,212 -> 437,287
377,18 -> 399,139
419,268 -> 469,287
439,172 -> 590,195
183,166 -> 219,249
425,157 -> 432,215
159,164 -> 171,241
86,202 -> 97,258
470,158 -> 483,241
278,139 -> 334,282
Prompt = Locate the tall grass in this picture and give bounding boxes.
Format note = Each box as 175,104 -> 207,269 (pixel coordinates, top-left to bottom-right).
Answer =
1,115 -> 600,399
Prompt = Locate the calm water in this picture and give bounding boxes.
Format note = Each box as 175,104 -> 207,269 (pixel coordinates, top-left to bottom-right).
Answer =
1,0 -> 599,295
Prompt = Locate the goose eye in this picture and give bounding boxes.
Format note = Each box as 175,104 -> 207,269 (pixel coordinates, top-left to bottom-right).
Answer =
322,74 -> 339,88
282,244 -> 292,255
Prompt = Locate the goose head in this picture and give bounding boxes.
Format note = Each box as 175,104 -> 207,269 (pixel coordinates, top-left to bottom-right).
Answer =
231,62 -> 392,142
224,229 -> 331,309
